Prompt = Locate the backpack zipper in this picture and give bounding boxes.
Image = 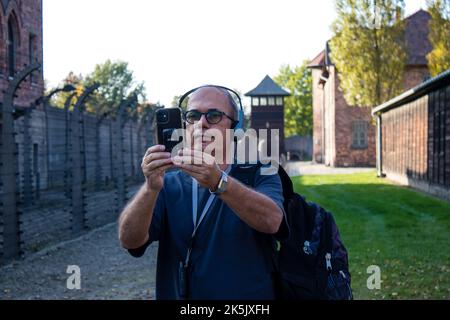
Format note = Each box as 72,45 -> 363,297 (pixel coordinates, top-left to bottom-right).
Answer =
325,253 -> 332,270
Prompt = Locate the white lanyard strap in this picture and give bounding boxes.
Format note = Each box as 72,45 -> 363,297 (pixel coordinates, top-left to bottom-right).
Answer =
191,179 -> 215,239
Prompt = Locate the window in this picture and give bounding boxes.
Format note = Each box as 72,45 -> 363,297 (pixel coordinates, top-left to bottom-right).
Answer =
352,121 -> 368,149
29,34 -> 36,63
252,97 -> 259,106
8,18 -> 17,77
268,97 -> 275,105
260,97 -> 267,106
276,97 -> 283,106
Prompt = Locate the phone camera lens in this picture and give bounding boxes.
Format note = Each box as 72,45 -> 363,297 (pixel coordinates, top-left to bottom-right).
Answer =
157,110 -> 169,123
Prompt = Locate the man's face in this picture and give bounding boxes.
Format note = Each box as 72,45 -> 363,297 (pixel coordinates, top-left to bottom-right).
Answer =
185,87 -> 235,156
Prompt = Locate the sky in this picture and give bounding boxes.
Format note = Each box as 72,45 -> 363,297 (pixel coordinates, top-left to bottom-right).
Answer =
43,0 -> 428,107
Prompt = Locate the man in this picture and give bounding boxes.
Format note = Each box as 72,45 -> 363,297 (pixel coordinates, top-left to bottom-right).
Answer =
118,86 -> 286,299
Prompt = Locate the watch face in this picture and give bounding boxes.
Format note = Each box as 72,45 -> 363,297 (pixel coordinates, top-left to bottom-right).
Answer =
222,171 -> 228,182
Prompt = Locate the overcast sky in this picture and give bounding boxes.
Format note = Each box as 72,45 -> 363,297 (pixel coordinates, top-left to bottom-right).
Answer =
43,0 -> 428,106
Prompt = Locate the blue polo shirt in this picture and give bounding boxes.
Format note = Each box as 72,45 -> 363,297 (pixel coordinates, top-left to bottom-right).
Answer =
128,164 -> 286,300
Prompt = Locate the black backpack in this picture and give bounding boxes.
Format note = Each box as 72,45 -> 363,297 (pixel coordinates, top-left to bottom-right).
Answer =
230,163 -> 353,300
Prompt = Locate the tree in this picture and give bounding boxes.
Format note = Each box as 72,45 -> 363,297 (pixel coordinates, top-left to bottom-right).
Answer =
273,62 -> 313,137
171,95 -> 187,110
84,59 -> 147,116
427,0 -> 450,76
50,71 -> 84,110
329,0 -> 407,107
48,61 -> 147,117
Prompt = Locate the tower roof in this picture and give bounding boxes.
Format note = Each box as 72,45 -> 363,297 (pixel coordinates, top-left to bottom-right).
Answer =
245,75 -> 290,97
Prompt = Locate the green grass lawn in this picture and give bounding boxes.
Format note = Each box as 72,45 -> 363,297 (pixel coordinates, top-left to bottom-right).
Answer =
292,172 -> 450,300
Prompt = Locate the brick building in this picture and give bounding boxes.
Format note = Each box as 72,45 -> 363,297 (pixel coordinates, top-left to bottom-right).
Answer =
0,0 -> 44,107
0,0 -> 45,260
372,69 -> 450,201
308,9 -> 431,167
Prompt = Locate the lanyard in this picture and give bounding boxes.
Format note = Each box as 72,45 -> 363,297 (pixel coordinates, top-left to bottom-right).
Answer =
191,180 -> 216,239
184,165 -> 232,267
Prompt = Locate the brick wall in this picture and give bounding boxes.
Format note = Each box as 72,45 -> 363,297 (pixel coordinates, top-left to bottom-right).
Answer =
312,69 -> 324,163
311,10 -> 432,167
379,80 -> 450,201
333,71 -> 377,167
404,66 -> 429,90
0,0 -> 44,108
331,66 -> 429,168
427,84 -> 450,188
324,67 -> 336,166
382,95 -> 428,179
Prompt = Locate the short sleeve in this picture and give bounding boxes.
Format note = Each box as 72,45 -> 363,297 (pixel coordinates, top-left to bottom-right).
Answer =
253,167 -> 290,241
127,188 -> 166,258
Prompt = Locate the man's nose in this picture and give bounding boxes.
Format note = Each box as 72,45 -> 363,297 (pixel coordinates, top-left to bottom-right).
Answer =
197,114 -> 210,128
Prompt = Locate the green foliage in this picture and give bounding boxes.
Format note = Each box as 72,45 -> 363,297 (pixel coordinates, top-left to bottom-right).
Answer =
330,0 -> 407,107
273,62 -> 313,137
293,172 -> 450,299
171,95 -> 181,108
84,60 -> 146,116
50,60 -> 147,117
171,95 -> 188,111
50,71 -> 84,111
427,0 -> 450,77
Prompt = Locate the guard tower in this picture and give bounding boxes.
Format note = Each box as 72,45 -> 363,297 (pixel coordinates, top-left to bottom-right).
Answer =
245,75 -> 290,155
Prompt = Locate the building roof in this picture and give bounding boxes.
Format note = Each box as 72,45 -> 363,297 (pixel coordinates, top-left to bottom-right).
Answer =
308,9 -> 431,68
245,75 -> 290,97
307,41 -> 332,69
307,50 -> 326,68
372,68 -> 450,115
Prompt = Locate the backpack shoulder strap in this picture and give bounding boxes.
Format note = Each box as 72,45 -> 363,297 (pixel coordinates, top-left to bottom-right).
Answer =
322,209 -> 333,255
277,165 -> 295,199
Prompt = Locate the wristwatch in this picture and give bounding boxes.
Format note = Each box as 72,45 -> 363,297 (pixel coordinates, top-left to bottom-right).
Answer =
209,170 -> 229,195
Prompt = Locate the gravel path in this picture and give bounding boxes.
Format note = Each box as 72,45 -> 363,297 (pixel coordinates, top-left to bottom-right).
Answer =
285,161 -> 376,177
0,222 -> 157,300
0,161 -> 376,300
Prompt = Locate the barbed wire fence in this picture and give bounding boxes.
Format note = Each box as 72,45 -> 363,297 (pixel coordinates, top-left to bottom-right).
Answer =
0,62 -> 157,263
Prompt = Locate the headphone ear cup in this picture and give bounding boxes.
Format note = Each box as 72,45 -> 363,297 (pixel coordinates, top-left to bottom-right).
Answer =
237,108 -> 244,129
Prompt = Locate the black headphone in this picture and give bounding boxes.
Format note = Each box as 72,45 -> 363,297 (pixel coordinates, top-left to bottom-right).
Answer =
178,85 -> 244,129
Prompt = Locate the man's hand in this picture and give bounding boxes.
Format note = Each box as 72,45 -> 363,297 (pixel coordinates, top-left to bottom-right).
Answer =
119,144 -> 173,250
173,148 -> 222,190
141,145 -> 174,192
174,147 -> 283,235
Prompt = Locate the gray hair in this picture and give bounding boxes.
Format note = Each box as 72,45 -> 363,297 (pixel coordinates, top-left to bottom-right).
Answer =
217,87 -> 240,121
187,85 -> 240,122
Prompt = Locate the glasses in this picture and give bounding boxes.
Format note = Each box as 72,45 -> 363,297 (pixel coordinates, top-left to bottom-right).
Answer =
183,109 -> 237,125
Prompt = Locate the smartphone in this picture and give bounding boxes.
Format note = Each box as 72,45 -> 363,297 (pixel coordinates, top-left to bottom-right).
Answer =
155,107 -> 184,153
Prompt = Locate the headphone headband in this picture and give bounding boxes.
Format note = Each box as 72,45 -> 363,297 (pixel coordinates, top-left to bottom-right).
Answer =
178,85 -> 244,129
